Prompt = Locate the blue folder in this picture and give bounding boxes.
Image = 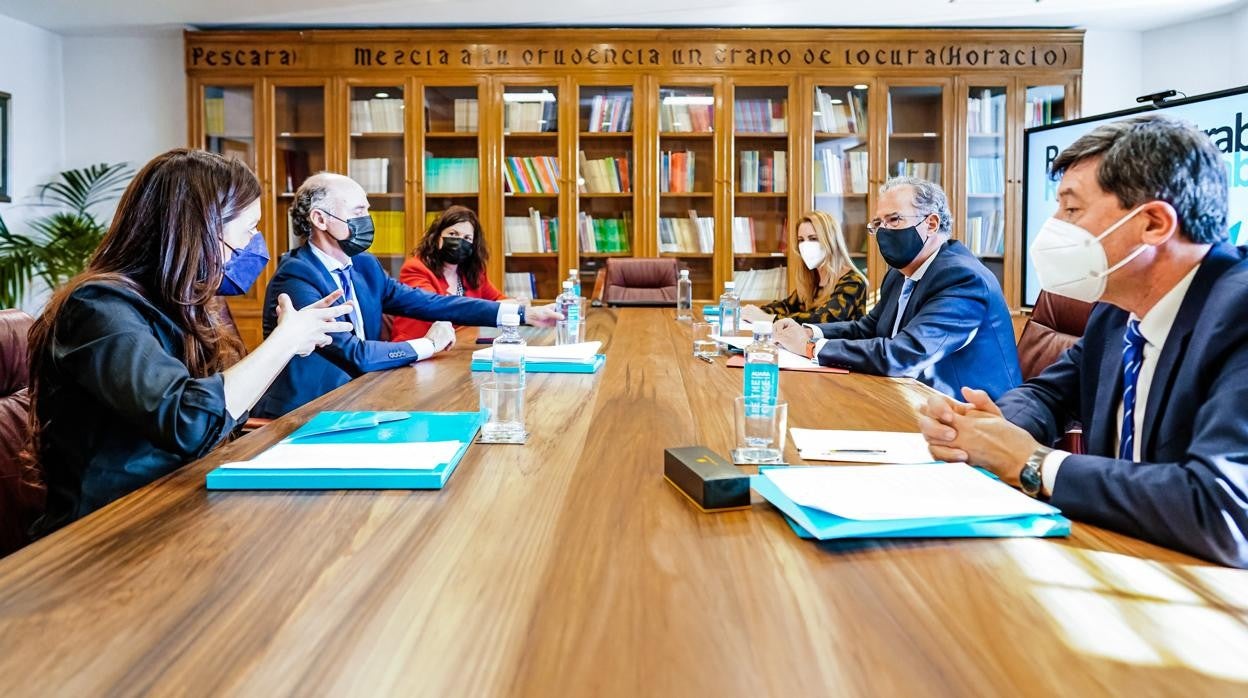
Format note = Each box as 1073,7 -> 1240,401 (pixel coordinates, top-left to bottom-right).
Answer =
751,468 -> 1071,540
206,410 -> 485,491
470,354 -> 605,374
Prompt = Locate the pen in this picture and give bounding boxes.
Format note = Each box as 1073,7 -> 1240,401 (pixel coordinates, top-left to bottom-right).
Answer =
698,355 -> 715,364
814,449 -> 886,455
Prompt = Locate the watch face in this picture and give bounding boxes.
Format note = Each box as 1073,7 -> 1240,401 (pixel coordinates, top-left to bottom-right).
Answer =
1020,464 -> 1042,496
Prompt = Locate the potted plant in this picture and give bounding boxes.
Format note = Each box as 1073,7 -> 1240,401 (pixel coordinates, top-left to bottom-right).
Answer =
0,163 -> 133,308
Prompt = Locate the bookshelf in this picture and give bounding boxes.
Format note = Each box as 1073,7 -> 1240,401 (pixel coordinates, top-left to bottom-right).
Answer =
732,85 -> 790,303
501,84 -> 562,301
812,83 -> 872,279
187,28 -> 1081,346
576,85 -> 637,287
348,83 -> 407,277
657,84 -> 718,301
963,83 -> 1007,291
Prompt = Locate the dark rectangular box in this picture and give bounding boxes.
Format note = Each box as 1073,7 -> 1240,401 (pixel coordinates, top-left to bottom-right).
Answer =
664,446 -> 750,512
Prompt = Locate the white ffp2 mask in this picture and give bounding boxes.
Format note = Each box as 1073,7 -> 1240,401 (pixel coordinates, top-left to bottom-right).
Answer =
1030,205 -> 1149,303
797,240 -> 827,270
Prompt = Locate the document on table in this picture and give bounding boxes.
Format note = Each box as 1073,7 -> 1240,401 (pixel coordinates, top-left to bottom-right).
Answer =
219,441 -> 464,470
472,341 -> 602,363
764,463 -> 1057,521
790,428 -> 936,464
714,336 -> 815,368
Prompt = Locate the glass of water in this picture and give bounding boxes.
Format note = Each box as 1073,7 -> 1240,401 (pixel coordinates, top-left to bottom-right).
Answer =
479,379 -> 527,443
732,397 -> 787,464
692,321 -> 719,358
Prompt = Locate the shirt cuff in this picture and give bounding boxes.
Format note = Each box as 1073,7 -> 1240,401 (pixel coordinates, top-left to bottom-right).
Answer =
408,338 -> 436,361
803,323 -> 824,340
1041,449 -> 1070,498
810,338 -> 829,364
496,302 -> 520,325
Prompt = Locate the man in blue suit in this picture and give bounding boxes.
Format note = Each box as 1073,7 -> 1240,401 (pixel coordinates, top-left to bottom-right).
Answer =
774,177 -> 1021,400
919,114 -> 1248,568
255,173 -> 560,418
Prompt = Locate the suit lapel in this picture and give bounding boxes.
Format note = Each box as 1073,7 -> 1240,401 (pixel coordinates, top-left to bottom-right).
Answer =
1090,310 -> 1127,458
875,271 -> 903,338
1139,244 -> 1242,457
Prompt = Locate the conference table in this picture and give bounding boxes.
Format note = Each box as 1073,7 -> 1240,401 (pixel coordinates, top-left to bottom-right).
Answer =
0,308 -> 1245,696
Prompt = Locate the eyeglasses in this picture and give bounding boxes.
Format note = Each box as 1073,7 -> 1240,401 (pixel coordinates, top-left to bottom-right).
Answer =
867,213 -> 931,235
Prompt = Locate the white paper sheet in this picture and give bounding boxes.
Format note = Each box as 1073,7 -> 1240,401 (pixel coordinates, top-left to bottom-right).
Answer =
764,463 -> 1057,521
714,335 -> 815,369
219,441 -> 463,470
789,428 -> 936,464
472,341 -> 602,363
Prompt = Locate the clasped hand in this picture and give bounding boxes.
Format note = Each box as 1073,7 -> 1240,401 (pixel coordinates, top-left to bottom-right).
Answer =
916,387 -> 1041,488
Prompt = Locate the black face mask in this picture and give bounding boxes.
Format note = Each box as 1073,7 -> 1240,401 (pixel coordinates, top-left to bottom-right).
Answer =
437,236 -> 474,265
319,209 -> 375,257
876,223 -> 929,269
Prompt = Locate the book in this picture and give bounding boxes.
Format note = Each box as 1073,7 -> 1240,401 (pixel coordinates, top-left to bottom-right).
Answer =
425,156 -> 479,193
503,156 -> 561,194
349,98 -> 404,133
733,98 -> 787,133
348,157 -> 391,193
503,208 -> 559,253
586,94 -> 633,133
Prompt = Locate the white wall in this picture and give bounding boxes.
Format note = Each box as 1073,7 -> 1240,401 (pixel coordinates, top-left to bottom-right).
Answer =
1081,30 -> 1145,117
62,34 -> 185,170
0,13 -> 64,220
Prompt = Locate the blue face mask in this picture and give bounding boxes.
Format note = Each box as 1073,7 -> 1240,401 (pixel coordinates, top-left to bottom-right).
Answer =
218,231 -> 270,296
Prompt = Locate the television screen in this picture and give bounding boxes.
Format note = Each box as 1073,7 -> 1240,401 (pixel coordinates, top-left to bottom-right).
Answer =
1022,85 -> 1248,305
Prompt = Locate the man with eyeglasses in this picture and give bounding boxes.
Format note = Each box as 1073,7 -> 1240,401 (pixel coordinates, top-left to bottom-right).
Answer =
774,175 -> 1021,400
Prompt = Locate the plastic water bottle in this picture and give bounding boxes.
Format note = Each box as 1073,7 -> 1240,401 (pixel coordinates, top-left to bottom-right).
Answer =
718,281 -> 741,335
676,269 -> 693,321
743,321 -> 779,406
556,280 -> 582,345
492,313 -> 526,387
568,268 -> 581,298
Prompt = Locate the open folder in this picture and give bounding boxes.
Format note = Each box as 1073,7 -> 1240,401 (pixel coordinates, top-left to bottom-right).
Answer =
752,464 -> 1070,540
470,341 -> 605,374
206,411 -> 485,490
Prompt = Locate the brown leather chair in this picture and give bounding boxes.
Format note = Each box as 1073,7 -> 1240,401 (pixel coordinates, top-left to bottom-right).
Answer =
1016,290 -> 1096,454
1017,290 -> 1096,381
603,258 -> 679,307
0,309 -> 45,556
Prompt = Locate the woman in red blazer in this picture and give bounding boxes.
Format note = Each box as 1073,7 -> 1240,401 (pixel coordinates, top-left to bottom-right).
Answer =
391,205 -> 510,341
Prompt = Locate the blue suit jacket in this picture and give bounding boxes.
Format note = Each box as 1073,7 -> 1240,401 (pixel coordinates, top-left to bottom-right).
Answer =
254,244 -> 501,418
999,243 -> 1248,568
812,240 -> 1021,400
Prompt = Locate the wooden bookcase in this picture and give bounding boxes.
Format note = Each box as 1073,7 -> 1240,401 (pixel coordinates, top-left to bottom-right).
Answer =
187,28 -> 1082,347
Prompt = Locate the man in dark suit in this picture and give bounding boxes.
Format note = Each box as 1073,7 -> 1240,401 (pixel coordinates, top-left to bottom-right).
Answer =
255,173 -> 560,418
774,177 -> 1021,400
919,114 -> 1248,568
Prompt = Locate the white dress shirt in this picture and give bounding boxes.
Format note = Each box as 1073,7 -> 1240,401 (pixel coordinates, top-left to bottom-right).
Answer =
308,244 -> 436,360
807,245 -> 942,357
1041,265 -> 1200,495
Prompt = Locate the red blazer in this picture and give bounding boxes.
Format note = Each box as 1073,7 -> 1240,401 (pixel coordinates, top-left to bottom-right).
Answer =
390,256 -> 506,341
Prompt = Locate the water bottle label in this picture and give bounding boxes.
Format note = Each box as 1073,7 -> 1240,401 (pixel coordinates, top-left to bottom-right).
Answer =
568,300 -> 580,336
743,363 -> 778,416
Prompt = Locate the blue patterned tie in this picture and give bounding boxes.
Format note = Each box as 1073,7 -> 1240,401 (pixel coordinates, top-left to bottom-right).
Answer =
1119,319 -> 1146,460
892,278 -> 916,337
333,266 -> 364,339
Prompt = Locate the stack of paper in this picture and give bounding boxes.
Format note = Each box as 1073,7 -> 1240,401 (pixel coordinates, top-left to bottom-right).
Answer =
473,341 -> 601,364
789,428 -> 935,464
752,464 -> 1070,540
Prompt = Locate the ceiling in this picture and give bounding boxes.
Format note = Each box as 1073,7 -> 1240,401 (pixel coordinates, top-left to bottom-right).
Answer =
0,0 -> 1243,36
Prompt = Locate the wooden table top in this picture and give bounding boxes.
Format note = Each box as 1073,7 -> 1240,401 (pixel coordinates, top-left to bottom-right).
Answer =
1,308 -> 1245,697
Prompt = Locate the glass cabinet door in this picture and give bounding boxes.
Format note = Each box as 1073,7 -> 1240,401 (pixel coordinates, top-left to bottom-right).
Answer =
576,85 -> 636,292
658,85 -> 716,300
501,85 -> 561,302
202,84 -> 256,170
732,85 -> 790,304
965,84 -> 1007,289
349,83 -> 407,277
813,83 -> 871,279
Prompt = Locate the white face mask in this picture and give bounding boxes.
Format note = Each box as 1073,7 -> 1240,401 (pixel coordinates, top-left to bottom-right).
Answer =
1030,205 -> 1150,303
797,240 -> 827,270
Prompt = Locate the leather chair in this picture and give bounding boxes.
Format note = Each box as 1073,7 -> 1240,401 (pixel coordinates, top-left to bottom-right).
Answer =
1017,290 -> 1096,381
1016,290 -> 1096,454
603,258 -> 679,307
0,309 -> 45,556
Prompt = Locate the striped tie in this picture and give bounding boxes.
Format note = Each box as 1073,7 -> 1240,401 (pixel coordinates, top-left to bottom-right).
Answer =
333,266 -> 364,340
892,278 -> 916,337
1119,319 -> 1146,461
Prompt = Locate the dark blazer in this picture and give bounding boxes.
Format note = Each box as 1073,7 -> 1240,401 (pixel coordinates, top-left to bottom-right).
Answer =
31,282 -> 246,535
255,244 -> 501,418
811,240 -> 1021,400
998,243 -> 1248,568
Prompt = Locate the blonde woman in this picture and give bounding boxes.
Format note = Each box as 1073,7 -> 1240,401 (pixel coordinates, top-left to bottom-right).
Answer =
740,210 -> 868,324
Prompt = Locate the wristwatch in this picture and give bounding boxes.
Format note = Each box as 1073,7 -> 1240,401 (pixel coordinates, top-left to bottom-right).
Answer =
1020,445 -> 1052,498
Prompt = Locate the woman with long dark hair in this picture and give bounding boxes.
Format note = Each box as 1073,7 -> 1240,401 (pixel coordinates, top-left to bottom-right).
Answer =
391,205 -> 510,341
26,148 -> 353,535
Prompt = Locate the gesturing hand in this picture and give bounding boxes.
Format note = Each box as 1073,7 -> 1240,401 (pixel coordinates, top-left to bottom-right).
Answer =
273,291 -> 355,357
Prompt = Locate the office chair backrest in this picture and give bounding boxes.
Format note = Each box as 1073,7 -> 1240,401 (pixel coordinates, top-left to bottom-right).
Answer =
0,309 -> 45,556
603,257 -> 679,307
